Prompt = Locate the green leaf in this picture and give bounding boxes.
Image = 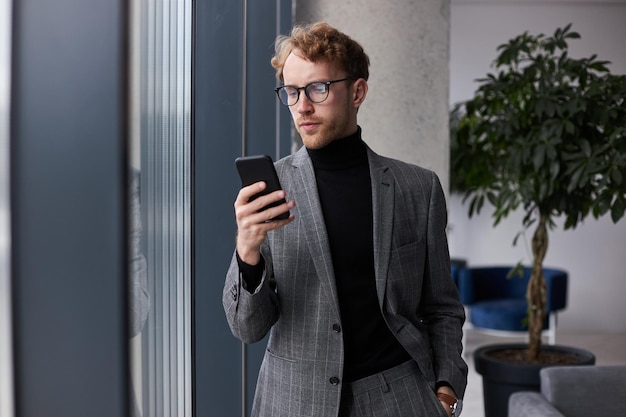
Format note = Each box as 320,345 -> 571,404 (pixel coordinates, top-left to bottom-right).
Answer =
533,144 -> 546,170
611,198 -> 625,223
567,165 -> 585,192
580,140 -> 592,157
594,192 -> 612,217
550,160 -> 560,179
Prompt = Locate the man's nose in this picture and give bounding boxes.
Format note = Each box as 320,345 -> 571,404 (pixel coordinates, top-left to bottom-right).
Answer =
296,91 -> 314,113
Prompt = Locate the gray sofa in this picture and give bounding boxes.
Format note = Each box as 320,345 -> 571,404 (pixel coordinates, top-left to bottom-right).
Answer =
509,365 -> 626,417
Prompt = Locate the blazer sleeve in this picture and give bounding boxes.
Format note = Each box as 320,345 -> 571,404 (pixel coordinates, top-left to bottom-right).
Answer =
223,248 -> 280,344
421,172 -> 468,398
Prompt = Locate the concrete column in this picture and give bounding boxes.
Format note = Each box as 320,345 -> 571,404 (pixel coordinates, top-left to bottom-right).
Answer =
294,0 -> 450,189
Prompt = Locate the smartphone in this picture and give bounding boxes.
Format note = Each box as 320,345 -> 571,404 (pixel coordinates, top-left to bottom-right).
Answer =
235,155 -> 290,220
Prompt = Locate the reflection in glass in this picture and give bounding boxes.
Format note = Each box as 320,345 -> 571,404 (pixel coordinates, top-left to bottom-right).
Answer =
129,0 -> 192,416
129,168 -> 150,417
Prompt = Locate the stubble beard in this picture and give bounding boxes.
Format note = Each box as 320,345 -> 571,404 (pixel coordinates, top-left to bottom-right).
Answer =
298,128 -> 333,150
296,112 -> 353,150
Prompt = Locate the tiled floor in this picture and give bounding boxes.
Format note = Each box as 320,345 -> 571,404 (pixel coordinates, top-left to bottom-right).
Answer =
460,329 -> 626,417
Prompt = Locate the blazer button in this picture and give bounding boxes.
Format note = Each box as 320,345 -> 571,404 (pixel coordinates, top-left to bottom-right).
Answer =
332,323 -> 341,333
329,377 -> 340,386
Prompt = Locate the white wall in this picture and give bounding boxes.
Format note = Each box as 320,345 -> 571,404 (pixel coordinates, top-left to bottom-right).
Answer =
449,0 -> 626,332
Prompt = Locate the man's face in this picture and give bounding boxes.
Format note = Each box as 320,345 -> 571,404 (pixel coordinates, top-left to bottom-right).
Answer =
282,51 -> 364,149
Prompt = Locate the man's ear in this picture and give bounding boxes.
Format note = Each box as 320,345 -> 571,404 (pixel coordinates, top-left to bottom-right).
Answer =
353,78 -> 368,107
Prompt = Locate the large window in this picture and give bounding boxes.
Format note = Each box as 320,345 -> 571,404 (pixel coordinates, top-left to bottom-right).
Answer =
129,0 -> 192,416
127,1 -> 292,415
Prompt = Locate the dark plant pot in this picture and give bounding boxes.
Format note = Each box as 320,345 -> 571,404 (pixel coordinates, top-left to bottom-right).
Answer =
473,343 -> 595,417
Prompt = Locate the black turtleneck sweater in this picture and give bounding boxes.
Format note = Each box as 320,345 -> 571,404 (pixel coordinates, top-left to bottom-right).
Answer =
307,130 -> 410,382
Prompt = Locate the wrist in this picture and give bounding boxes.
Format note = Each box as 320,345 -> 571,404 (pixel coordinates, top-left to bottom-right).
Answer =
436,392 -> 461,416
236,246 -> 261,265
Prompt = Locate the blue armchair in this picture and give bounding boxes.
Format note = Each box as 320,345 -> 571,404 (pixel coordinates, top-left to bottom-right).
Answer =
457,266 -> 568,343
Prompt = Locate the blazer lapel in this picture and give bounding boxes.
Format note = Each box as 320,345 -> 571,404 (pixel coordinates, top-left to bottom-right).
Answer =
368,150 -> 395,307
290,149 -> 341,317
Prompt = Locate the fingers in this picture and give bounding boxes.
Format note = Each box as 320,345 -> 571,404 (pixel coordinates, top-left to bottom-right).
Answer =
234,182 -> 295,264
235,182 -> 294,222
235,182 -> 267,209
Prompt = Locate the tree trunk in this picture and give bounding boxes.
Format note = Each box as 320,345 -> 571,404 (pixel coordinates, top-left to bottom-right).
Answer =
527,213 -> 549,360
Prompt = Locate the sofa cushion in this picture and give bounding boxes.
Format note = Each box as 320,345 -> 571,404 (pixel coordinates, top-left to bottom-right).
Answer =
471,298 -> 549,331
509,392 -> 565,417
541,365 -> 626,417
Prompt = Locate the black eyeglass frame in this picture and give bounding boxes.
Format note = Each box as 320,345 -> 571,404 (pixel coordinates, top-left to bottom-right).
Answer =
274,77 -> 356,106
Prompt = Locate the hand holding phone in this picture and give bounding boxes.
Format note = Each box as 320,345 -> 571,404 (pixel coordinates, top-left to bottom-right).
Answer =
235,155 -> 290,221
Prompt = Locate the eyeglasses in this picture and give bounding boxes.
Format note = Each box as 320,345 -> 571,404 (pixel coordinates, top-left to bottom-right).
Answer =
275,77 -> 355,106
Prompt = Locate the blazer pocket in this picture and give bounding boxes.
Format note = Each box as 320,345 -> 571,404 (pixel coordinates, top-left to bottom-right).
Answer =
266,347 -> 297,363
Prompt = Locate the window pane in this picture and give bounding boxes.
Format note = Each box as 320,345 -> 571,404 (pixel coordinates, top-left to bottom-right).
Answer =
129,0 -> 192,416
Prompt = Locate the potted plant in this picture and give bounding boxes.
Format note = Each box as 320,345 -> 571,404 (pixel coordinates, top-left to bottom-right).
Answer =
450,24 -> 626,416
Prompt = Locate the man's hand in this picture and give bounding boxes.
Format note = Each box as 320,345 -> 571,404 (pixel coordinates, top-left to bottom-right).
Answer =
235,181 -> 295,265
436,387 -> 457,417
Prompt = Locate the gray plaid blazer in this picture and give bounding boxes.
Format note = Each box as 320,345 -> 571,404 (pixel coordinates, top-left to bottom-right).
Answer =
223,146 -> 467,417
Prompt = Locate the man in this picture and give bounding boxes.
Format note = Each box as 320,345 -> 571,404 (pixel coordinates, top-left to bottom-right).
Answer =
223,22 -> 467,417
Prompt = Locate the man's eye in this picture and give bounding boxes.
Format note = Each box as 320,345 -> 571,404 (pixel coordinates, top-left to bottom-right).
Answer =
308,83 -> 327,94
285,88 -> 298,97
